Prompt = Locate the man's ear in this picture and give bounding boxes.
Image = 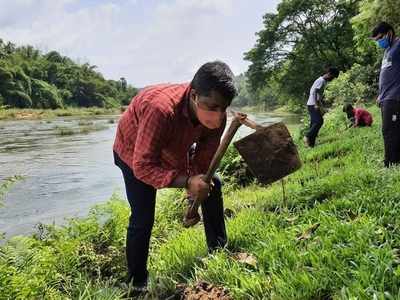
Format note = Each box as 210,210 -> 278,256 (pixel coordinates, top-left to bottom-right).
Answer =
389,31 -> 395,43
190,89 -> 197,101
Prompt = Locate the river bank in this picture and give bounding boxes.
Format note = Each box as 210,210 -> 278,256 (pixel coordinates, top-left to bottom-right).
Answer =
0,107 -> 122,121
0,105 -> 291,121
1,105 -> 399,299
0,111 -> 298,241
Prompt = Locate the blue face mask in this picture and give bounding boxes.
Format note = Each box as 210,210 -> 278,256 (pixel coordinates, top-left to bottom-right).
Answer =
377,36 -> 390,49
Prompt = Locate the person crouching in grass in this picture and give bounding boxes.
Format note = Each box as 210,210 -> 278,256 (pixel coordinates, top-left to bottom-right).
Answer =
343,104 -> 373,128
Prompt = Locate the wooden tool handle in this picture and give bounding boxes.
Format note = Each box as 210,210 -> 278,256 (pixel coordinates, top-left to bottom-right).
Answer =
183,112 -> 263,227
203,117 -> 242,182
185,117 -> 242,219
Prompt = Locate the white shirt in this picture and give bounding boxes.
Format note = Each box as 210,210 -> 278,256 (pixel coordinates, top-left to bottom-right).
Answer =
307,76 -> 327,106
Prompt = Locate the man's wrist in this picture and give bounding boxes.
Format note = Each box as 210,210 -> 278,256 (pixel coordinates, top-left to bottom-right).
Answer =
169,174 -> 189,188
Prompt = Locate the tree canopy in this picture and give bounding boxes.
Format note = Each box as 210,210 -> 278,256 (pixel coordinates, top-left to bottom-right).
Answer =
0,40 -> 137,109
244,0 -> 399,110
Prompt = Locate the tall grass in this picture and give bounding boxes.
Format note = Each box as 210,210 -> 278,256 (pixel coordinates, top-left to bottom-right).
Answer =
1,106 -> 400,299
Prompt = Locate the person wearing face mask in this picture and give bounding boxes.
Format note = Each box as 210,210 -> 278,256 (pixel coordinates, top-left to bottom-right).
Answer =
372,22 -> 400,167
303,67 -> 340,147
113,61 -> 236,295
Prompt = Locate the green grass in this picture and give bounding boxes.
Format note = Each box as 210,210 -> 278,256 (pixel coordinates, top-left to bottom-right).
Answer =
78,124 -> 108,134
54,126 -> 75,136
54,124 -> 108,136
1,106 -> 400,299
0,107 -> 120,121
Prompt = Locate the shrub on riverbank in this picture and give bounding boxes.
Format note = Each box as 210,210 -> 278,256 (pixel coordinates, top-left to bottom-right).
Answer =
2,106 -> 400,299
0,107 -> 120,121
54,123 -> 108,136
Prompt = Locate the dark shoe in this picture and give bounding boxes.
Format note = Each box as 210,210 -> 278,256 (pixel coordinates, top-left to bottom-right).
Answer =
120,282 -> 148,299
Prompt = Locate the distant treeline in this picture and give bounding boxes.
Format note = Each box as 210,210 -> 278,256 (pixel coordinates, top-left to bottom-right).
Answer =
239,0 -> 400,111
0,39 -> 138,109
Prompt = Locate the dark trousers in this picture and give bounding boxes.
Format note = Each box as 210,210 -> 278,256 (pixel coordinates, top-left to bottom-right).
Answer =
306,105 -> 324,147
113,151 -> 227,285
381,101 -> 400,167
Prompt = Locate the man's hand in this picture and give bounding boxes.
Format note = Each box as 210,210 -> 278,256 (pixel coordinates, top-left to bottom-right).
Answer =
315,105 -> 326,116
187,175 -> 210,201
376,98 -> 381,107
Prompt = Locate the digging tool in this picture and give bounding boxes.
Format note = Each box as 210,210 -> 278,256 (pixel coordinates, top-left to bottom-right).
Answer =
183,111 -> 247,227
183,111 -> 302,227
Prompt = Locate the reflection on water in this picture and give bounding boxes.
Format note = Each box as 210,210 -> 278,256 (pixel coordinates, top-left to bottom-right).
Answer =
0,111 -> 300,239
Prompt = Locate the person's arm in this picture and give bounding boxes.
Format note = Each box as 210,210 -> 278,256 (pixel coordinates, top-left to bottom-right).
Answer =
315,89 -> 323,108
132,103 -> 211,199
170,174 -> 210,201
345,116 -> 354,129
313,79 -> 326,109
132,103 -> 179,189
169,175 -> 188,188
353,110 -> 362,127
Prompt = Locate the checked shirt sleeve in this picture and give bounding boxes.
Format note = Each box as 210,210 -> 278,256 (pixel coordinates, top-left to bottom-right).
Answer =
132,103 -> 179,189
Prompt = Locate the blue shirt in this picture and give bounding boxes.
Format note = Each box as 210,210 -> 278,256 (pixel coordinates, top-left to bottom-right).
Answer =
379,38 -> 400,102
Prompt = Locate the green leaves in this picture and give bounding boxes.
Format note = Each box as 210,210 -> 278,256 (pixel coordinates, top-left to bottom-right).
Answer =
245,0 -> 361,108
0,40 -> 138,109
31,79 -> 63,109
325,63 -> 377,105
2,108 -> 400,298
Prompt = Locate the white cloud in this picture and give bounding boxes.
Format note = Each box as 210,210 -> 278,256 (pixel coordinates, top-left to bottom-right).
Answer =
0,0 -> 280,87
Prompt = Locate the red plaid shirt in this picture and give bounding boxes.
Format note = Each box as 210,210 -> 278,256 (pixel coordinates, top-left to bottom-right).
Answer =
113,83 -> 225,189
354,108 -> 373,126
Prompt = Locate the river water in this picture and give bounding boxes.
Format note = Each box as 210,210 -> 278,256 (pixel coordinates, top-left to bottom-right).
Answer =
0,111 -> 300,239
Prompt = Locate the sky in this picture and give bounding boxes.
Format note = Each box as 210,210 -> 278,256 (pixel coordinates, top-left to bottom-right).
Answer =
0,0 -> 280,87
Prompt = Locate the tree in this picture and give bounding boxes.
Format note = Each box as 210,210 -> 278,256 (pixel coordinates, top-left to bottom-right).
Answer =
352,0 -> 400,63
31,79 -> 63,109
245,0 -> 361,108
0,38 -> 138,109
119,77 -> 127,91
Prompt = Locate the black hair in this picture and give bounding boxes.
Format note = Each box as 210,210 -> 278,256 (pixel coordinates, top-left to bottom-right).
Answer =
327,67 -> 339,78
191,61 -> 237,104
343,103 -> 354,119
372,22 -> 395,38
343,103 -> 353,113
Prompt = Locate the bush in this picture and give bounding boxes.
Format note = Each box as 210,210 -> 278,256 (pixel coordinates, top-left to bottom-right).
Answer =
219,145 -> 255,187
4,90 -> 32,108
31,79 -> 63,109
325,63 -> 378,106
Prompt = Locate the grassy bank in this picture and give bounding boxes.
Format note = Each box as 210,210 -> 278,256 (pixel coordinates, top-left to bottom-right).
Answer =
1,106 -> 400,299
0,107 -> 122,121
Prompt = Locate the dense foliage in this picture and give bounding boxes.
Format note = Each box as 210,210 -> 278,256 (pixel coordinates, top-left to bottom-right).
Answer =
0,40 -> 137,109
244,0 -> 399,110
